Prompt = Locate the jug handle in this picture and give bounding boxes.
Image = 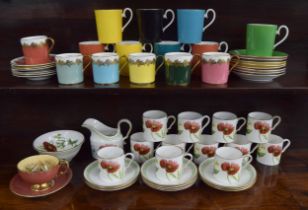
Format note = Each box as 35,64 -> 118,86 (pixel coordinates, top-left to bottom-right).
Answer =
117,119 -> 133,141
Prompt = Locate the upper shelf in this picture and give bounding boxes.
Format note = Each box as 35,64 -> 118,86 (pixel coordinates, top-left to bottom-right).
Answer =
1,64 -> 308,95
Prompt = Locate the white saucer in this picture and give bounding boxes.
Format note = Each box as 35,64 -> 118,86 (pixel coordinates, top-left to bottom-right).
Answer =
199,158 -> 257,191
141,157 -> 197,186
233,71 -> 285,82
84,159 -> 140,191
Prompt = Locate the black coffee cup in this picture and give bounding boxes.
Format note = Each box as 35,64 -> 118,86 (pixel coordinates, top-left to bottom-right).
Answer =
137,9 -> 175,43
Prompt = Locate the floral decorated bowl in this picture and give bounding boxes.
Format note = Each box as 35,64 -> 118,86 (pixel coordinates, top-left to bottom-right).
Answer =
33,130 -> 84,161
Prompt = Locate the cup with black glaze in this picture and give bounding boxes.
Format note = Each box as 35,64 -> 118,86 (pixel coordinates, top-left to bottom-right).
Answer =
137,9 -> 175,43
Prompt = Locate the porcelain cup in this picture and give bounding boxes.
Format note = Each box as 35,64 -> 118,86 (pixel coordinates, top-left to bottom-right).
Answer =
212,111 -> 246,143
193,134 -> 219,165
161,134 -> 193,152
21,35 -> 55,65
55,53 -> 90,85
178,111 -> 211,142
97,146 -> 134,182
201,52 -> 240,85
91,52 -> 120,85
246,111 -> 282,143
256,134 -> 291,166
126,53 -> 163,84
130,132 -> 156,164
164,52 -> 201,86
155,145 -> 193,182
17,155 -> 68,191
225,134 -> 258,155
143,110 -> 176,142
213,147 -> 253,185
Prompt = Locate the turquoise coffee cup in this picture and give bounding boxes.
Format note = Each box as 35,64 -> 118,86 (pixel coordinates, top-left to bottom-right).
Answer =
92,52 -> 120,84
55,53 -> 87,85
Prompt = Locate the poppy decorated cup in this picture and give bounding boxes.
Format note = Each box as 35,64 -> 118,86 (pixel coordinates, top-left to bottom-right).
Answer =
213,147 -> 253,185
225,134 -> 258,156
193,134 -> 219,165
130,132 -> 156,164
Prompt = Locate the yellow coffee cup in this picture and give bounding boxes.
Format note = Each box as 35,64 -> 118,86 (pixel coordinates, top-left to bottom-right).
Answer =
124,53 -> 163,85
115,41 -> 153,76
95,8 -> 133,44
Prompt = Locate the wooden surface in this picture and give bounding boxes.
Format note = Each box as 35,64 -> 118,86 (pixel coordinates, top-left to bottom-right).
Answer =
1,149 -> 307,210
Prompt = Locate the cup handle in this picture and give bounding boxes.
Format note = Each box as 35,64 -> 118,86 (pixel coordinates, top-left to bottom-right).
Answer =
124,153 -> 135,171
250,144 -> 258,154
272,116 -> 282,130
155,55 -> 164,73
119,55 -> 129,73
154,142 -> 162,152
57,160 -> 69,176
242,154 -> 253,168
219,41 -> 229,53
122,8 -> 133,32
162,9 -> 175,32
104,44 -> 115,52
201,115 -> 211,132
83,55 -> 92,72
183,153 -> 193,169
167,115 -> 176,131
180,44 -> 192,53
230,55 -> 240,71
273,25 -> 289,49
142,43 -> 153,53
203,9 -> 216,31
236,117 -> 247,132
191,54 -> 202,72
117,119 -> 133,141
47,37 -> 55,53
282,139 -> 291,153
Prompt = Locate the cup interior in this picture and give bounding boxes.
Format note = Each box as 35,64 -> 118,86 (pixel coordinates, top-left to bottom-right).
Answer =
194,41 -> 218,46
156,145 -> 183,158
79,41 -> 101,45
268,134 -> 284,144
130,132 -> 147,143
143,110 -> 167,119
17,155 -> 59,173
178,111 -> 202,120
213,111 -> 237,120
118,40 -> 141,45
248,112 -> 272,120
232,134 -> 250,145
157,41 -> 180,45
199,134 -> 218,145
164,134 -> 183,145
97,146 -> 123,159
215,147 -> 243,160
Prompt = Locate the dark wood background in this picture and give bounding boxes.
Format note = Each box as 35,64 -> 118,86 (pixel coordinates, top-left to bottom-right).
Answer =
0,0 -> 307,159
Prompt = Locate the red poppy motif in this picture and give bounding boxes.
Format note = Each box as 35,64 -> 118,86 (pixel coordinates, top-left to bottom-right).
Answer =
221,162 -> 240,175
43,141 -> 57,152
201,146 -> 216,157
100,161 -> 120,173
184,121 -> 200,134
254,122 -> 271,134
217,123 -> 235,135
99,144 -> 114,149
237,147 -> 249,155
267,145 -> 282,157
160,159 -> 179,173
145,120 -> 163,132
134,143 -> 151,155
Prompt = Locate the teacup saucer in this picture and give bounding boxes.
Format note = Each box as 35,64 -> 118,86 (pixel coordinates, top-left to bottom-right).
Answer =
141,158 -> 197,191
199,158 -> 257,191
10,168 -> 72,198
84,159 -> 140,191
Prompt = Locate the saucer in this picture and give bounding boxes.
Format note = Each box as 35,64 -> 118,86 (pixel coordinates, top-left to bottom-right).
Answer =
229,49 -> 288,61
199,158 -> 257,191
10,54 -> 56,67
233,71 -> 285,82
141,158 -> 197,191
84,159 -> 140,191
10,168 -> 72,198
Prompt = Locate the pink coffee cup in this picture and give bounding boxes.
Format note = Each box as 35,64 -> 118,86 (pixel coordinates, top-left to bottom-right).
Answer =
201,52 -> 239,85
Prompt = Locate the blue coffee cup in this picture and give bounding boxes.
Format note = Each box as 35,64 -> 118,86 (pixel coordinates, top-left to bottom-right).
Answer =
177,9 -> 216,44
55,53 -> 86,85
91,52 -> 120,84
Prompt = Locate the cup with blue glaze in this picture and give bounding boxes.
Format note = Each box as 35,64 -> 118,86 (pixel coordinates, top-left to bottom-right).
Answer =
91,52 -> 120,85
55,53 -> 89,85
177,9 -> 216,44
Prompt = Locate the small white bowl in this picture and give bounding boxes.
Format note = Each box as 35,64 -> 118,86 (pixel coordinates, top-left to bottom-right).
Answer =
33,130 -> 85,161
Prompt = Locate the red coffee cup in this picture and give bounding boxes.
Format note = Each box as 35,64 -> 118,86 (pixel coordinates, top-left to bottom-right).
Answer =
21,35 -> 55,65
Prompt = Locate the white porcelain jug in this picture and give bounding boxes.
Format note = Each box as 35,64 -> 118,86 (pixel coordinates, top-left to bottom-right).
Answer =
82,118 -> 132,158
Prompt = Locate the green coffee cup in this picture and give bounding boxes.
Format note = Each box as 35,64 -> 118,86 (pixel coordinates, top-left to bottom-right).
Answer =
246,23 -> 289,56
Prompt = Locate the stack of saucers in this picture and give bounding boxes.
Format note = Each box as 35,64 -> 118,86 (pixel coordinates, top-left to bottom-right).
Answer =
141,158 -> 198,192
10,54 -> 56,81
230,49 -> 288,82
